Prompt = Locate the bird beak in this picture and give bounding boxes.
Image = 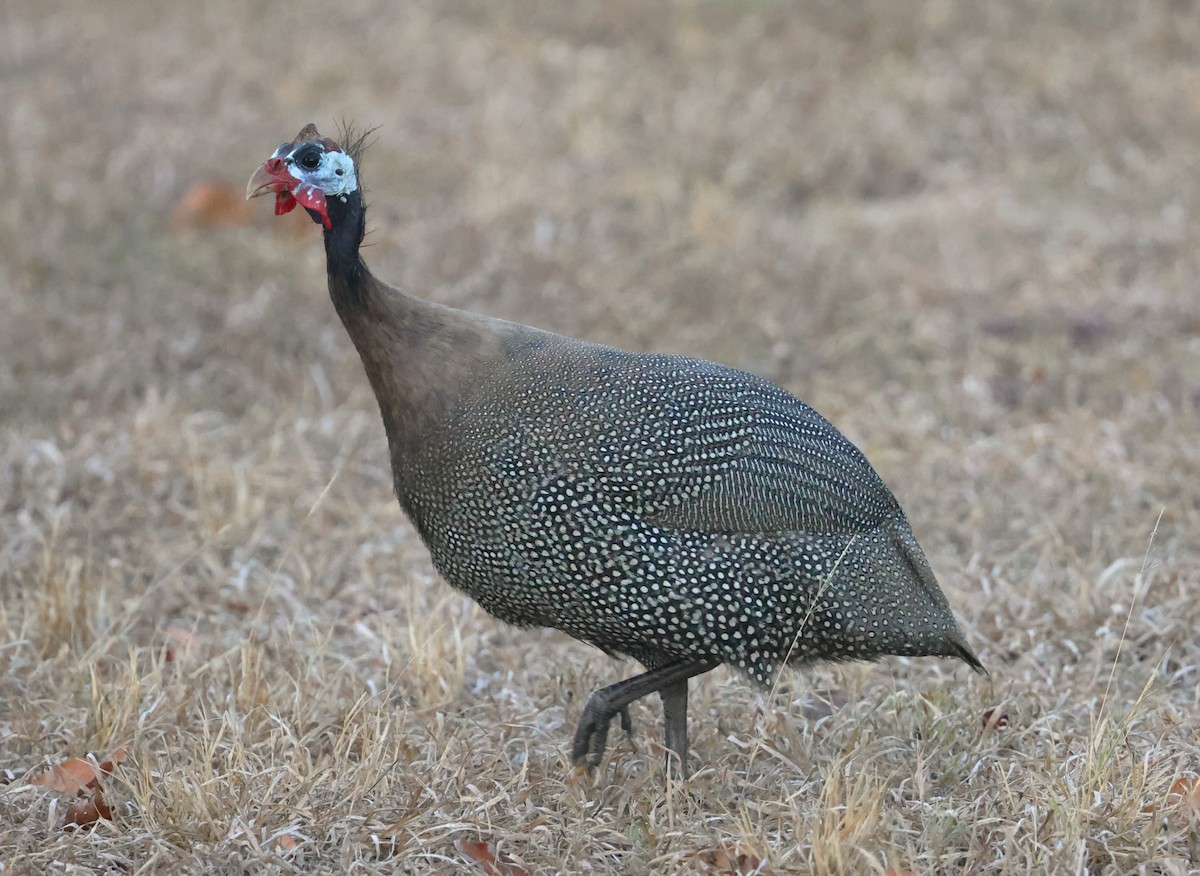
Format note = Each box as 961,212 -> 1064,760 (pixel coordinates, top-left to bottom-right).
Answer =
245,157 -> 294,200
246,156 -> 305,218
245,164 -> 275,200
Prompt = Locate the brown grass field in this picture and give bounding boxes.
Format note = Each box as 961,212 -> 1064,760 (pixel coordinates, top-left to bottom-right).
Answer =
3,0 -> 1199,872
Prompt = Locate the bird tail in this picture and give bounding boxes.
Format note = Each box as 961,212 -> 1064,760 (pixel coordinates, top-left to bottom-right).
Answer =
891,523 -> 987,676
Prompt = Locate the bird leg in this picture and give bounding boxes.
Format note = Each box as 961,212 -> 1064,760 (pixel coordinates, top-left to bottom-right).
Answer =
659,678 -> 690,777
571,658 -> 718,773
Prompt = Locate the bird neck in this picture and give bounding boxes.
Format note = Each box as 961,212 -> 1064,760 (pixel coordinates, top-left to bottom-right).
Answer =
321,189 -> 368,302
320,190 -> 406,372
316,187 -> 516,487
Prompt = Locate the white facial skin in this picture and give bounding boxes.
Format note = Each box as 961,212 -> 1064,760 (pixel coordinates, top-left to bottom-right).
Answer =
272,143 -> 358,198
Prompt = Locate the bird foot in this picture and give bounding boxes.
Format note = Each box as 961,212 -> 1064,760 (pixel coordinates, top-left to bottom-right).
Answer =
570,703 -> 635,768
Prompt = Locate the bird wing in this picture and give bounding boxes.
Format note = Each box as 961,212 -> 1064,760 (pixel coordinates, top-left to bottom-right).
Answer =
641,356 -> 902,536
522,346 -> 905,537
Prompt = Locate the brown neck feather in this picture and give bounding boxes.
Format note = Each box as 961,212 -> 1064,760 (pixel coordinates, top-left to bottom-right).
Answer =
319,188 -> 515,482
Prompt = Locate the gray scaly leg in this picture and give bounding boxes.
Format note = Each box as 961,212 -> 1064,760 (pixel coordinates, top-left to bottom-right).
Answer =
571,658 -> 717,773
660,678 -> 691,777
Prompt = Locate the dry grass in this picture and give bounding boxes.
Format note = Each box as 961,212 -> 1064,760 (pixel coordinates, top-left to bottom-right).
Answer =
3,0 -> 1200,872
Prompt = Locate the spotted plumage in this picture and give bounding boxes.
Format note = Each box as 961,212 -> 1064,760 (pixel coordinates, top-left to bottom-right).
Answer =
248,125 -> 984,778
406,342 -> 969,688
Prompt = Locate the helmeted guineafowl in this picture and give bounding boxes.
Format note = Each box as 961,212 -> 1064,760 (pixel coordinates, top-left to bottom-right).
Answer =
247,124 -> 984,777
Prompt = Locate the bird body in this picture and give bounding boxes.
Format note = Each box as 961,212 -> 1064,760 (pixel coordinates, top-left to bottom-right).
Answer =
248,125 -> 983,776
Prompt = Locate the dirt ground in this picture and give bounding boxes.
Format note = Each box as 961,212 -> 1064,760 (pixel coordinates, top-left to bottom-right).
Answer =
2,0 -> 1199,872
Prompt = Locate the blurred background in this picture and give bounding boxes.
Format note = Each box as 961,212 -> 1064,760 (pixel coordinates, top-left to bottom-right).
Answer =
5,0 -> 1197,588
2,0 -> 1198,870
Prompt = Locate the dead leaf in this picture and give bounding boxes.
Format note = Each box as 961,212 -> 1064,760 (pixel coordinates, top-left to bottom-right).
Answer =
64,790 -> 113,828
277,833 -> 300,852
1146,775 -> 1200,816
1170,776 -> 1200,808
32,757 -> 101,794
31,748 -> 124,795
454,837 -> 529,876
688,846 -> 766,874
981,708 -> 1010,731
98,747 -> 129,774
31,747 -> 128,830
171,180 -> 253,233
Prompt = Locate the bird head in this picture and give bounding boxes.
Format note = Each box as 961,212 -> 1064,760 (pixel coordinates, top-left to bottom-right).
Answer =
246,123 -> 358,230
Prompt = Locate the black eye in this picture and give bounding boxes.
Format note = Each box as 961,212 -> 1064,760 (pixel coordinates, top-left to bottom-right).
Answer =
299,151 -> 321,170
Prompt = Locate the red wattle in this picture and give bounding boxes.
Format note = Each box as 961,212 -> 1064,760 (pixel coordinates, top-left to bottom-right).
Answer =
275,191 -> 297,215
294,184 -> 331,229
